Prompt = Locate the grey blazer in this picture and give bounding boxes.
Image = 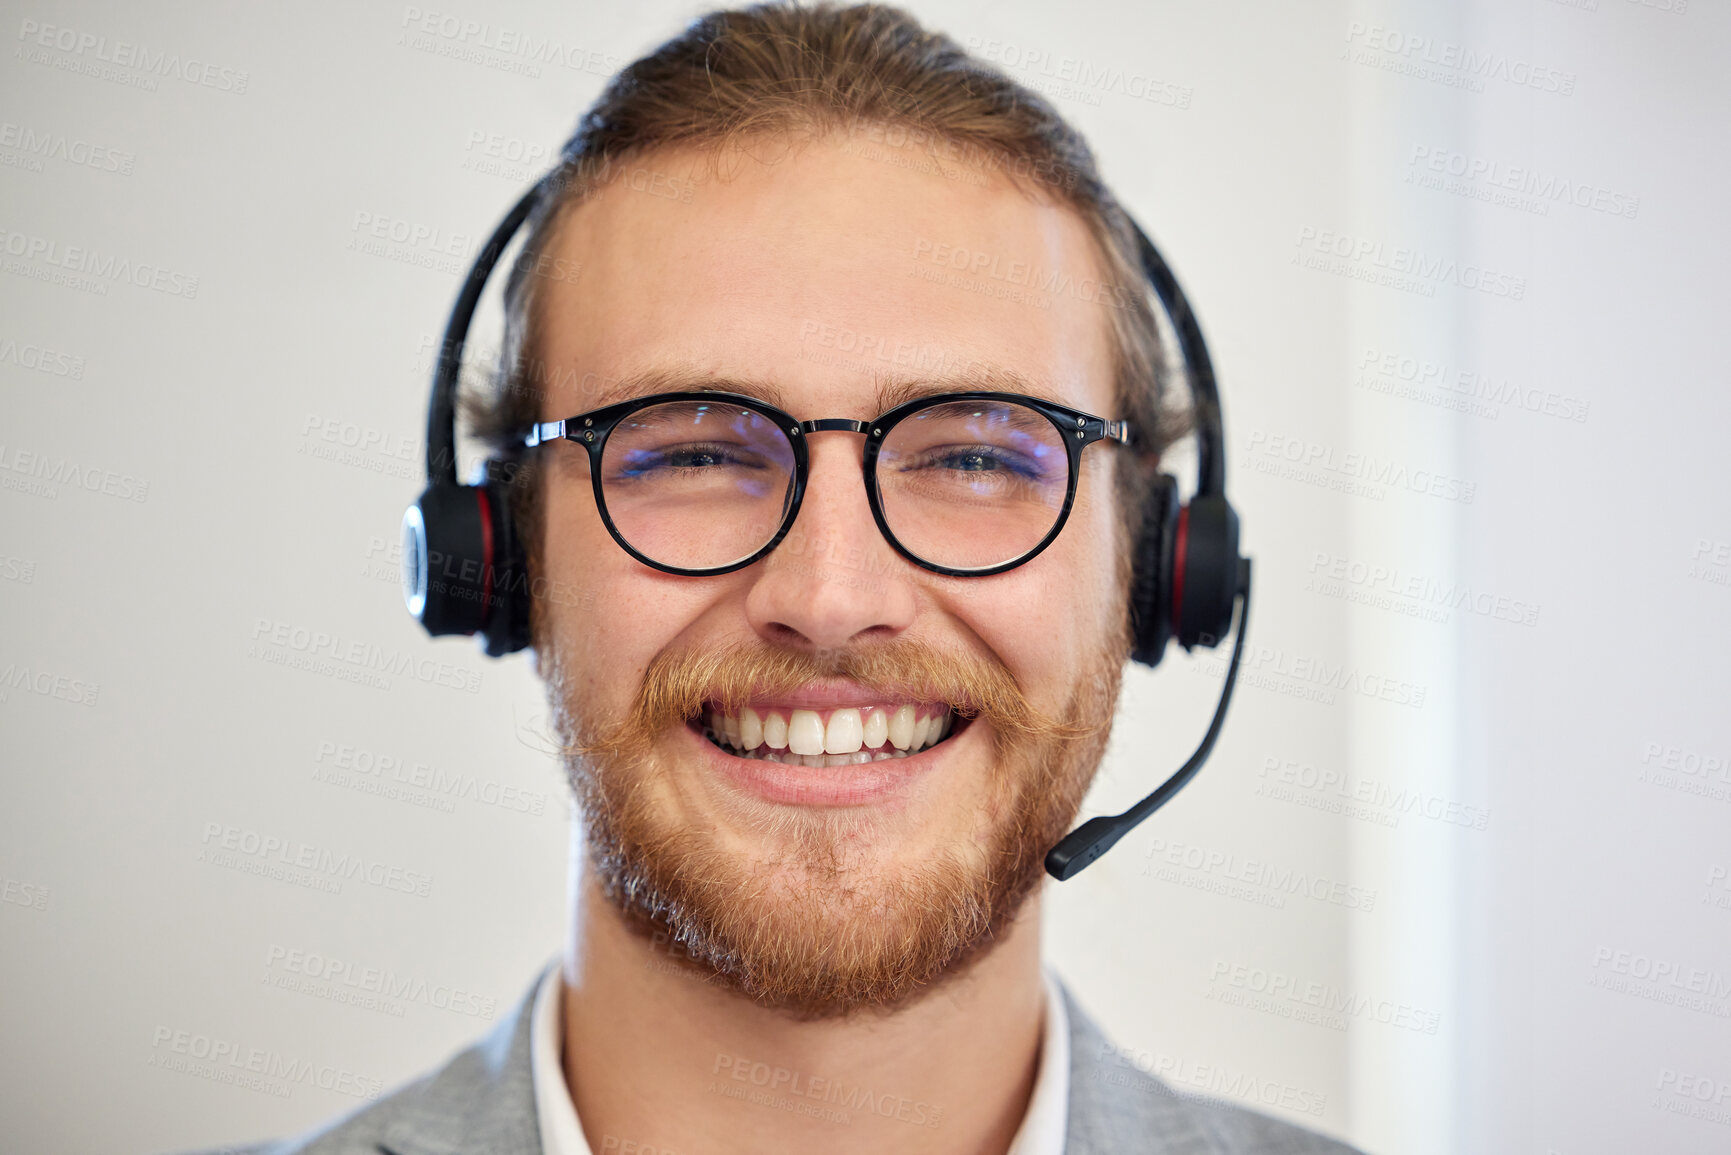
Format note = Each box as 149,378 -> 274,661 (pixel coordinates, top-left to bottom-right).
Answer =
193,976 -> 1363,1155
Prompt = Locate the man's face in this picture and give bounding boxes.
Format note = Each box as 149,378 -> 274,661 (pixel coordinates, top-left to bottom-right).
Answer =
532,133 -> 1129,1015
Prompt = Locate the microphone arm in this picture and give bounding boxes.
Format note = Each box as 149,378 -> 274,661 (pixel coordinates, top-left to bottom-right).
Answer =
1045,556 -> 1254,881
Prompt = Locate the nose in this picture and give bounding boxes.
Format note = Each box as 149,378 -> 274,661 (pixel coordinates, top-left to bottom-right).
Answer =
744,433 -> 917,650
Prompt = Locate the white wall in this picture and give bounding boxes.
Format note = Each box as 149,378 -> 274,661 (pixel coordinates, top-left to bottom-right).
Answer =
1,3 -> 1724,1154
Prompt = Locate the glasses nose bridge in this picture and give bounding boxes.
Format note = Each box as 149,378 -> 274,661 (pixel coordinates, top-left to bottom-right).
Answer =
797,417 -> 874,437
783,416 -> 883,553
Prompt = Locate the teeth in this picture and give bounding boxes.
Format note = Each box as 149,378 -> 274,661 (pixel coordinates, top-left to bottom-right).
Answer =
888,705 -> 916,750
788,709 -> 825,757
862,708 -> 888,749
705,704 -> 956,761
763,710 -> 789,750
824,707 -> 863,754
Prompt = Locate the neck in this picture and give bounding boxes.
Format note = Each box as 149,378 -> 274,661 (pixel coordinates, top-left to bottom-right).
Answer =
558,841 -> 1049,1155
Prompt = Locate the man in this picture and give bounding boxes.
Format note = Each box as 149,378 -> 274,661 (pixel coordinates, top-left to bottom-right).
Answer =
202,4 -> 1359,1153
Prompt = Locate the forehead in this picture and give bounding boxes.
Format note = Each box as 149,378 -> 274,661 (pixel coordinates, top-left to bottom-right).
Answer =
532,133 -> 1118,421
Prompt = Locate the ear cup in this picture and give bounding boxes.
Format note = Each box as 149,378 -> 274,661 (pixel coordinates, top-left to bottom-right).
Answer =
1129,474 -> 1180,667
402,479 -> 530,655
1128,477 -> 1243,666
1172,492 -> 1241,651
478,471 -> 531,657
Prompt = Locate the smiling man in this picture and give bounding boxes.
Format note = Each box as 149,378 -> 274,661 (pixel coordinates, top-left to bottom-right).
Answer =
200,4 -> 1357,1154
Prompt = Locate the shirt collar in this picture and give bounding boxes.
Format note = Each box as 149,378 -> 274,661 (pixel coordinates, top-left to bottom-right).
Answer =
530,962 -> 1070,1155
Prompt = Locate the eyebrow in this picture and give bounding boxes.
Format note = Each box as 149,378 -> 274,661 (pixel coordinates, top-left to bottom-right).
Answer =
872,366 -> 1072,413
576,368 -> 795,414
566,363 -> 1078,419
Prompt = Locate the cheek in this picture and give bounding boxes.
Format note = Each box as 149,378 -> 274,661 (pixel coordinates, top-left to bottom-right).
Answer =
537,470 -> 605,619
535,469 -> 736,694
537,473 -> 646,684
955,494 -> 1124,698
1050,464 -> 1128,637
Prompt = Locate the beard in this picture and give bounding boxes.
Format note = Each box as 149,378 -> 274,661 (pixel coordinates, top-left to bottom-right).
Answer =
541,632 -> 1123,1020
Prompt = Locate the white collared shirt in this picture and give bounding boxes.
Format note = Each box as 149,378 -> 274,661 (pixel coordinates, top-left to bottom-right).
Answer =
530,963 -> 1070,1155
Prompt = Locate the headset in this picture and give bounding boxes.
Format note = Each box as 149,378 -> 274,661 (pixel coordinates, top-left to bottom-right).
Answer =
402,172 -> 1253,882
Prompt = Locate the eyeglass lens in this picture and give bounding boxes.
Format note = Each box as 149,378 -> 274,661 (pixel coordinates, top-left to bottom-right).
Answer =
597,397 -> 1070,573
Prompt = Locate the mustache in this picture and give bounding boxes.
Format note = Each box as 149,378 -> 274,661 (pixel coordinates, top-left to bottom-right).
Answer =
575,638 -> 1091,760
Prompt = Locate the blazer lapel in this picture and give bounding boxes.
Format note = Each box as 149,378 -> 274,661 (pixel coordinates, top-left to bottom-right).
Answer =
377,974 -> 545,1155
1061,983 -> 1217,1154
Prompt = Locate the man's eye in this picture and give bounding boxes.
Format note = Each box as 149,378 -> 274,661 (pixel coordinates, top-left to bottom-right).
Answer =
942,451 -> 1000,472
614,442 -> 761,478
664,448 -> 726,469
920,446 -> 1043,480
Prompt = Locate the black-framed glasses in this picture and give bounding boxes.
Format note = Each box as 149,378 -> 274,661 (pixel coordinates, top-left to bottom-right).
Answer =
523,390 -> 1132,578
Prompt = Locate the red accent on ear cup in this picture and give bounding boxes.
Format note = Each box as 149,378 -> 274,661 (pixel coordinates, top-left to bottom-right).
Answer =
476,487 -> 495,615
1171,504 -> 1190,623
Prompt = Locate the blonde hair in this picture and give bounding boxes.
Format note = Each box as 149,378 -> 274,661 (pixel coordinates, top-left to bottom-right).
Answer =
471,1 -> 1188,562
